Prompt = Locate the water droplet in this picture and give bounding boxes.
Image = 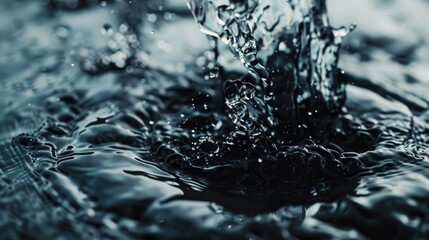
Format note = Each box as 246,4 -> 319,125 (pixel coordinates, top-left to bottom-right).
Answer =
164,12 -> 176,21
101,24 -> 113,36
55,25 -> 70,39
119,24 -> 129,33
209,67 -> 220,78
147,13 -> 157,23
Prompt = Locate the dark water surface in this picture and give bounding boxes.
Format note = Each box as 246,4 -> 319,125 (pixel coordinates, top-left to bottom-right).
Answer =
1,0 -> 429,239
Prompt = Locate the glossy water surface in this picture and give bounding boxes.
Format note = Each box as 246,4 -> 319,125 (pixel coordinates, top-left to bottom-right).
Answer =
1,0 -> 429,239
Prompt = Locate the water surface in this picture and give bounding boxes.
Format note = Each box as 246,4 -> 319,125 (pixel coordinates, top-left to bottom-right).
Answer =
1,0 -> 429,239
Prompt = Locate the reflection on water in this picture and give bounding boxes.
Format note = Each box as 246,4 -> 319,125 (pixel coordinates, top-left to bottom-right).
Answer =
1,0 -> 429,239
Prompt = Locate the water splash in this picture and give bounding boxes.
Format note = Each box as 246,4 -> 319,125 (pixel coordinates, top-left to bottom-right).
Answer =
186,0 -> 354,136
2,1 -> 429,239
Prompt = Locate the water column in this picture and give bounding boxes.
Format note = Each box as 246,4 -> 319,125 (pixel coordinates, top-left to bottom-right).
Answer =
186,0 -> 352,139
